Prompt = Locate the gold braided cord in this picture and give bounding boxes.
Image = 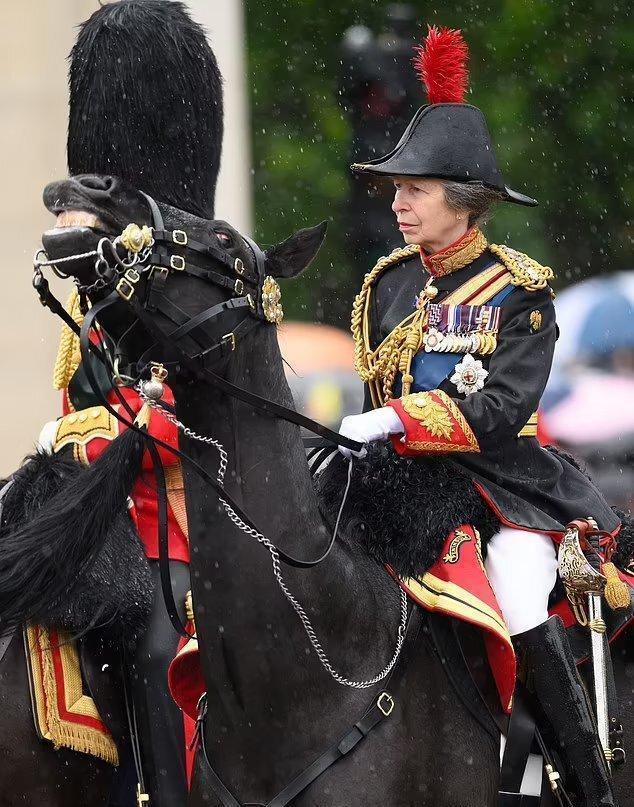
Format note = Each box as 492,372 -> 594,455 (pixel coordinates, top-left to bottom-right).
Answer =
488,244 -> 555,292
351,244 -> 421,403
52,288 -> 84,391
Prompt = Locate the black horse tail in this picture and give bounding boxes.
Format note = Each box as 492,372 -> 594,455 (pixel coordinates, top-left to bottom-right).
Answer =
0,427 -> 145,631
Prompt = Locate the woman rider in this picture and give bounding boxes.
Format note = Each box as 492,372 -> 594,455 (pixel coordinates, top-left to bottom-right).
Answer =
339,26 -> 628,807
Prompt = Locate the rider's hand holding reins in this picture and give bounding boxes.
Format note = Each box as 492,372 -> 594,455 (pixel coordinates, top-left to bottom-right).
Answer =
338,407 -> 404,459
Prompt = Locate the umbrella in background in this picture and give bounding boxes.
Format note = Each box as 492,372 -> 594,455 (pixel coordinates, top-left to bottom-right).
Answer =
545,371 -> 634,446
543,272 -> 634,410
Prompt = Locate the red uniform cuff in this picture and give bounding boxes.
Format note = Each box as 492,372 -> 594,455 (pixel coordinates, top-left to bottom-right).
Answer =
386,390 -> 480,455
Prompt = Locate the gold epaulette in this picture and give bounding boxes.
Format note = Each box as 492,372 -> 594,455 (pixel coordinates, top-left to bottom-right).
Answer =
53,407 -> 118,463
488,244 -> 554,293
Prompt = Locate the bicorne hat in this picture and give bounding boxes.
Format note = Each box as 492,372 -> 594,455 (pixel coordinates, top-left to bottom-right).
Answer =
67,0 -> 223,218
351,26 -> 537,207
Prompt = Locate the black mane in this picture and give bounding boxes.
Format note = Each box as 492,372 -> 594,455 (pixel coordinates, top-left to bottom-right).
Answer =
316,443 -> 500,579
68,0 -> 223,218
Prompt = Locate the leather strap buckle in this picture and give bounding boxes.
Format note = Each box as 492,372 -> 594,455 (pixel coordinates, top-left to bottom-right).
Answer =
234,278 -> 244,296
376,692 -> 394,717
223,332 -> 236,352
234,257 -> 245,275
170,254 -> 185,271
172,229 -> 187,245
136,784 -> 149,806
116,268 -> 141,301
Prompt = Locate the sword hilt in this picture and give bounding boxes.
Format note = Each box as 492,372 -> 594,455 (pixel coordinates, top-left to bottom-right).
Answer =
558,519 -> 607,626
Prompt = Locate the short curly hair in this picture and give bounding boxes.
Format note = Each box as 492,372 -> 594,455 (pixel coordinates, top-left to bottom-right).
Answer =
442,181 -> 506,228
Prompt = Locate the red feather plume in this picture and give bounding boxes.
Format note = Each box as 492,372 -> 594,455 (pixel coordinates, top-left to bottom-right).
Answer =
413,25 -> 469,104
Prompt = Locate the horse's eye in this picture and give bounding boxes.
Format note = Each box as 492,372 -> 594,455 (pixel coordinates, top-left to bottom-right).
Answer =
216,231 -> 231,245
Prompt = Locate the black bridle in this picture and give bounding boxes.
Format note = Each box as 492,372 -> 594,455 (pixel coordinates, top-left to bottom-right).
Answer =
84,192 -> 362,451
33,193 -> 363,636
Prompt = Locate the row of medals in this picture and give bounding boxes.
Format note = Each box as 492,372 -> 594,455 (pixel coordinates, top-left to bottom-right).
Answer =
416,282 -> 498,356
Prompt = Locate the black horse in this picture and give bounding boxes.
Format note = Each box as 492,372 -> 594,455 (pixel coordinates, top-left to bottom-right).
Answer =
29,174 -> 505,805
2,173 -> 630,805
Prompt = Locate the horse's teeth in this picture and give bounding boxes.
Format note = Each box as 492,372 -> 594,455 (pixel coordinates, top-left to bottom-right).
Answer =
55,210 -> 100,228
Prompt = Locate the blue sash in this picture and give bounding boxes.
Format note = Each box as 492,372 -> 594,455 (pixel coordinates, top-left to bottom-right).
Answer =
399,282 -> 516,395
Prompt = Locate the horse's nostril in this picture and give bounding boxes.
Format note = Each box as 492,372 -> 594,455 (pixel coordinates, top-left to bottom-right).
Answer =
78,176 -> 114,192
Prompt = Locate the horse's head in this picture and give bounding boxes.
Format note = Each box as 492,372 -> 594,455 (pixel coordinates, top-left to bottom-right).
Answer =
40,174 -> 326,385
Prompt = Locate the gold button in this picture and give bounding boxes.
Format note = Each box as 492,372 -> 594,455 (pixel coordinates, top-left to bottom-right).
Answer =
68,415 -> 77,424
91,409 -> 101,418
79,414 -> 87,423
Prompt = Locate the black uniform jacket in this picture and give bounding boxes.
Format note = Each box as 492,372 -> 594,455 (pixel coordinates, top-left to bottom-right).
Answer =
362,247 -> 619,534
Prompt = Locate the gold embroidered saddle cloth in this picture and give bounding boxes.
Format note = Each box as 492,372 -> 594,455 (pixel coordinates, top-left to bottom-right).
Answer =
24,624 -> 118,764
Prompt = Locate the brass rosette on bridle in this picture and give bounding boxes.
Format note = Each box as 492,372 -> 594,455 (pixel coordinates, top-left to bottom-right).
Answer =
120,223 -> 153,253
262,275 -> 283,324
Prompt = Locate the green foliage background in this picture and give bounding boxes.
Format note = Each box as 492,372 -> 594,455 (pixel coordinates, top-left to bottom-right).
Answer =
245,0 -> 633,326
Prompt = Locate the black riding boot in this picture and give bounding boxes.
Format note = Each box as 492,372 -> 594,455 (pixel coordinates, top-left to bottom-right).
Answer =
514,615 -> 615,807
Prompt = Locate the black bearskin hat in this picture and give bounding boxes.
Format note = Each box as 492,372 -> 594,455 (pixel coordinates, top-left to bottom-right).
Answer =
352,26 -> 536,207
67,0 -> 223,217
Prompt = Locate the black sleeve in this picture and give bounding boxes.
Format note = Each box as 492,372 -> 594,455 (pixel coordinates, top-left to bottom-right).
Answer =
450,286 -> 556,449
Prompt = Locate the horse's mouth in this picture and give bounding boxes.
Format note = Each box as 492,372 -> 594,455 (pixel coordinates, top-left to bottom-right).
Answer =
41,209 -> 111,282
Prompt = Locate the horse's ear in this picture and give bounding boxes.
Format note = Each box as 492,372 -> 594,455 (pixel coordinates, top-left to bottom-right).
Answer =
264,221 -> 327,279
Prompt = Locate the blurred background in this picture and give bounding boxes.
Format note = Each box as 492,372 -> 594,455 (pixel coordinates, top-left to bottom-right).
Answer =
1,1 -> 633,508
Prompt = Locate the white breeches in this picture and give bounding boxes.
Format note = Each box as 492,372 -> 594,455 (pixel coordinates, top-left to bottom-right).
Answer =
485,526 -> 559,636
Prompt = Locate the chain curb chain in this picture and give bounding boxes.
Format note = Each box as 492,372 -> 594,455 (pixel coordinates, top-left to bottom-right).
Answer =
139,390 -> 408,689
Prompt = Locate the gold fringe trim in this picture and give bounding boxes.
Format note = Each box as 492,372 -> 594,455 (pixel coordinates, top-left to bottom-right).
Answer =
488,244 -> 555,293
27,625 -> 118,765
52,288 -> 84,391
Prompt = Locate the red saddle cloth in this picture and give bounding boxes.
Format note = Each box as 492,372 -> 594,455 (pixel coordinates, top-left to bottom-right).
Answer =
392,524 -> 517,711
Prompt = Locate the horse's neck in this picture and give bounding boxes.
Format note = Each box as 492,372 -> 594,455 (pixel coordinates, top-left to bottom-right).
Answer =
175,327 -> 324,554
173,328 -> 394,709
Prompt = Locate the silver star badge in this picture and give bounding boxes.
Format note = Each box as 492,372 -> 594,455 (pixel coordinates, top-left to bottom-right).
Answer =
450,353 -> 488,395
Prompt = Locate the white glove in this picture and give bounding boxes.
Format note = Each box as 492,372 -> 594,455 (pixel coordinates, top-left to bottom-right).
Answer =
36,420 -> 60,455
338,407 -> 404,459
